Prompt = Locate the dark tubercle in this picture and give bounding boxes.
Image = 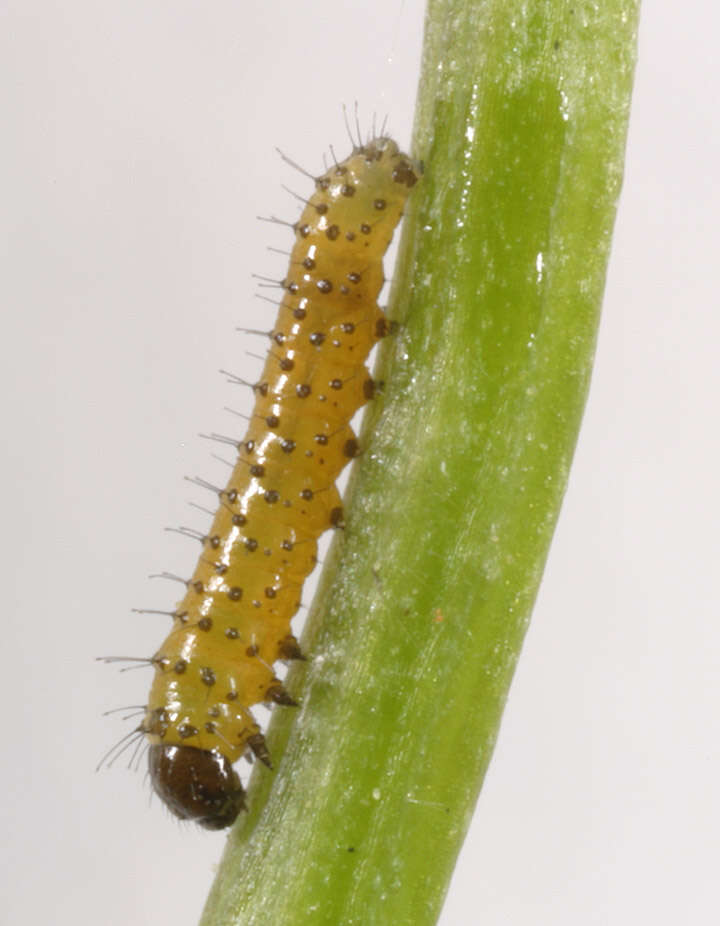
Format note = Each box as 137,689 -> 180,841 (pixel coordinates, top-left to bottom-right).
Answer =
148,744 -> 246,830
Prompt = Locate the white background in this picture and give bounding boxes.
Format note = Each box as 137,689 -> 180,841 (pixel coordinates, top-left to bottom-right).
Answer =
2,2 -> 718,924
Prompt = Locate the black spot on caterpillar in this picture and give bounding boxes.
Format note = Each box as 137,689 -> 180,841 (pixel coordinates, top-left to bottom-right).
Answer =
140,136 -> 420,829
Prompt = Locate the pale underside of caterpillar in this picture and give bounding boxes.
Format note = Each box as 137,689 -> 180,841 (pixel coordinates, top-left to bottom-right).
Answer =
142,136 -> 420,829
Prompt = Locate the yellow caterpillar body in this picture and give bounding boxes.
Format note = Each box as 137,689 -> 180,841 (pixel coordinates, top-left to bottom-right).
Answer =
142,137 -> 420,828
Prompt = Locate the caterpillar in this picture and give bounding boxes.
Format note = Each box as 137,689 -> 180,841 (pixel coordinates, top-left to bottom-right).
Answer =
141,135 -> 420,829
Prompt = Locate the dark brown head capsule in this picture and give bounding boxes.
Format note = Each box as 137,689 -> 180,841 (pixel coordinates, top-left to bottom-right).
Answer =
148,744 -> 246,830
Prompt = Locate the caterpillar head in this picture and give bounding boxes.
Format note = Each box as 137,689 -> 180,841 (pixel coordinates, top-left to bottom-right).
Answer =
148,744 -> 246,830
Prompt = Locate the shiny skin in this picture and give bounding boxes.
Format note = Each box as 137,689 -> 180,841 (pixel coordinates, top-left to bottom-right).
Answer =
143,138 -> 420,826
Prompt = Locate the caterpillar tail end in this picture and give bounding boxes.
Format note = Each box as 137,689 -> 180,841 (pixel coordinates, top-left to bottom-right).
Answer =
148,744 -> 246,830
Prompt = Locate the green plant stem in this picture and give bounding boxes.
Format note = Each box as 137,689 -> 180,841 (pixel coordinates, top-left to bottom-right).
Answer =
200,1 -> 639,923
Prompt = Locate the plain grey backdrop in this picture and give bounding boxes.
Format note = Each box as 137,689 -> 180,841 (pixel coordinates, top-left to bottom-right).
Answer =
2,1 -> 718,924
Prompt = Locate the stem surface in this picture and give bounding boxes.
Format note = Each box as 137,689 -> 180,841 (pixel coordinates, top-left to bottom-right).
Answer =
201,1 -> 639,922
